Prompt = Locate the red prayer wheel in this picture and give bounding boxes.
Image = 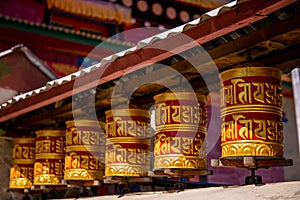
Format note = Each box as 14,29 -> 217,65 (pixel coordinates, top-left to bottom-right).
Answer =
64,120 -> 105,181
9,138 -> 35,189
153,92 -> 207,169
105,109 -> 151,176
33,130 -> 65,185
220,67 -> 283,158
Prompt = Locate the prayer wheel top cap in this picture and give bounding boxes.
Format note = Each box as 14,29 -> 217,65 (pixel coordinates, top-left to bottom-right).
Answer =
154,92 -> 206,103
105,108 -> 150,118
13,137 -> 35,143
220,66 -> 282,82
35,129 -> 65,137
65,120 -> 103,127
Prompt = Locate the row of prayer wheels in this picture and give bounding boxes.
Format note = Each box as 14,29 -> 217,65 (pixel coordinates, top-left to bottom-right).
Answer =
9,66 -> 284,189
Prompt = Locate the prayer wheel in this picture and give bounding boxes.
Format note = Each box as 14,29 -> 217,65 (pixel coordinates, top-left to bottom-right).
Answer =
64,120 -> 105,181
105,109 -> 151,176
153,92 -> 207,169
9,138 -> 35,189
34,130 -> 65,185
220,67 -> 283,158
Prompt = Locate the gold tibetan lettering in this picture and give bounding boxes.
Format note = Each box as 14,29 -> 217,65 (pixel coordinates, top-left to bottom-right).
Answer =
73,130 -> 80,145
55,162 -> 64,175
106,121 -> 116,137
36,141 -> 43,154
128,148 -> 137,164
136,149 -> 147,165
223,84 -> 233,105
127,121 -> 136,136
182,106 -> 191,123
265,83 -> 277,105
89,157 -> 98,170
81,131 -> 89,144
29,147 -> 35,159
221,120 -> 236,141
159,134 -> 171,154
115,144 -> 126,162
66,130 -> 72,145
90,131 -> 99,145
161,104 -> 171,124
237,79 -> 252,104
43,140 -> 51,153
254,119 -> 267,140
231,78 -> 243,104
182,137 -> 193,154
239,118 -> 253,140
170,137 -> 181,154
81,155 -> 89,169
22,147 -> 29,159
171,105 -> 181,123
55,140 -> 64,153
116,119 -> 127,137
252,82 -> 265,103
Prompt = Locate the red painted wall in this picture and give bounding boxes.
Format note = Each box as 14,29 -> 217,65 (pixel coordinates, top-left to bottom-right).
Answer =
0,0 -> 45,23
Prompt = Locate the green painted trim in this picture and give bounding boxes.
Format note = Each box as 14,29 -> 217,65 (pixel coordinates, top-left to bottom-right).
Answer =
0,18 -> 129,52
282,81 -> 292,88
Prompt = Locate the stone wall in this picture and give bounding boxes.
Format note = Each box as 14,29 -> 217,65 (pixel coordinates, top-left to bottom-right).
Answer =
0,137 -> 13,190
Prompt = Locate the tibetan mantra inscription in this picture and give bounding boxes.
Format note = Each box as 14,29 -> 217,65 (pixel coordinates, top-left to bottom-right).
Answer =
154,92 -> 207,169
9,138 -> 35,189
105,109 -> 151,176
34,130 -> 65,185
220,67 -> 283,158
64,120 -> 105,181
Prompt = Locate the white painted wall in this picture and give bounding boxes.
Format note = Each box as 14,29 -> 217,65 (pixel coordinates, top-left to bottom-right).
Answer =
282,97 -> 300,181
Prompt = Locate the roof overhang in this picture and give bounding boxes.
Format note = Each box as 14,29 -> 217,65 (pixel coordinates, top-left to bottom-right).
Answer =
0,0 -> 299,125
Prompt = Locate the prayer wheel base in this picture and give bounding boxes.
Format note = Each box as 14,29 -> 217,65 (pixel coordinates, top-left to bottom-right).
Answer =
221,141 -> 283,158
64,169 -> 104,181
103,176 -> 152,184
105,164 -> 149,177
211,156 -> 293,169
65,180 -> 103,187
148,168 -> 212,178
154,156 -> 206,169
33,175 -> 64,185
9,178 -> 32,189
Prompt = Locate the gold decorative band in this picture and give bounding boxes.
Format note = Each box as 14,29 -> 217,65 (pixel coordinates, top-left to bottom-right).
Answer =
66,120 -> 103,127
156,125 -> 206,133
105,109 -> 150,118
221,140 -> 283,158
66,145 -> 104,152
105,164 -> 149,177
107,137 -> 150,145
154,92 -> 206,103
154,155 -> 206,169
64,169 -> 104,180
33,174 -> 63,185
9,178 -> 32,189
13,138 -> 35,144
221,104 -> 282,117
35,153 -> 65,160
12,159 -> 35,165
220,67 -> 282,82
35,130 -> 65,137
